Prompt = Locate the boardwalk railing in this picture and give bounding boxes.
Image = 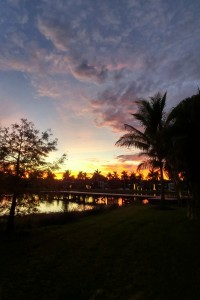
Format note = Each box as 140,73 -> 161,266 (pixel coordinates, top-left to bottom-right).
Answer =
39,190 -> 189,205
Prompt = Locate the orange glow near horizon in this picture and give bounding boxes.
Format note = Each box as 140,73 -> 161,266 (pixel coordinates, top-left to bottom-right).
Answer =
54,165 -> 170,180
54,167 -> 150,180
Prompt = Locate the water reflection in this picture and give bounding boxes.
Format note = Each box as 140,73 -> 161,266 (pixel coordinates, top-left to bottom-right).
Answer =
0,193 -> 123,216
0,192 -> 147,216
142,199 -> 149,205
38,200 -> 94,214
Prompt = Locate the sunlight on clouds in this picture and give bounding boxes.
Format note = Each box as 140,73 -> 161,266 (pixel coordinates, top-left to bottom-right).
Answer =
0,0 -> 199,176
37,17 -> 70,52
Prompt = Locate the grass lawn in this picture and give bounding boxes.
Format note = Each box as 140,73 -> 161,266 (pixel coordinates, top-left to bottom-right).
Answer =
0,204 -> 200,300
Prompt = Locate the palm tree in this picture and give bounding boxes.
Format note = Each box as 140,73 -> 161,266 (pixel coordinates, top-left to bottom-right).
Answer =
106,172 -> 113,181
93,169 -> 101,177
115,92 -> 168,207
146,167 -> 159,182
121,170 -> 129,190
91,169 -> 107,188
82,172 -> 88,180
77,171 -> 84,180
62,170 -> 72,181
62,170 -> 74,190
112,171 -> 119,180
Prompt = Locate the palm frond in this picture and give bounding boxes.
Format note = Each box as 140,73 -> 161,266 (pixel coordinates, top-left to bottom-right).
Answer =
115,133 -> 149,150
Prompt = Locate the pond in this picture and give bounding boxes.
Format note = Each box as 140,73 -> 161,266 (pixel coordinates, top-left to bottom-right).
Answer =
0,192 -> 129,216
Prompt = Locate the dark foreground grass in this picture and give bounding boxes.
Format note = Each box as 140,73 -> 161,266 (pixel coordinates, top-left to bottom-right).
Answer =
0,205 -> 200,300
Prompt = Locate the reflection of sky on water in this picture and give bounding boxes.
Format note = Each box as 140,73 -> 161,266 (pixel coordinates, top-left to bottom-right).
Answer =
38,200 -> 64,213
0,195 -> 97,216
38,200 -> 94,214
0,194 -> 126,216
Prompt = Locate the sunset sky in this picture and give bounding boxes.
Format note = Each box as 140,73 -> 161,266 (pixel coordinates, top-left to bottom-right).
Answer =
0,0 -> 200,177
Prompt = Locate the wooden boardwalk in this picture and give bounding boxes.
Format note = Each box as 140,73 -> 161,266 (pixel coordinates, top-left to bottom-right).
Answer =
41,189 -> 154,199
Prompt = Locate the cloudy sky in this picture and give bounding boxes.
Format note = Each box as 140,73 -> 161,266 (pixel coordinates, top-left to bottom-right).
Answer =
0,0 -> 199,177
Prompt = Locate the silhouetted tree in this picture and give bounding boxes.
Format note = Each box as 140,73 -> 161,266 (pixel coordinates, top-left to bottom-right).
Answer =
116,92 -> 168,207
77,171 -> 84,180
0,118 -> 66,231
91,169 -> 107,188
146,167 -> 159,181
106,172 -> 113,181
166,91 -> 200,218
121,170 -> 129,190
62,170 -> 74,190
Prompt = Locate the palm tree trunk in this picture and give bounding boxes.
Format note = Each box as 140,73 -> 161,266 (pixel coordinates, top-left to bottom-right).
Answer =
169,166 -> 182,206
160,164 -> 165,208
